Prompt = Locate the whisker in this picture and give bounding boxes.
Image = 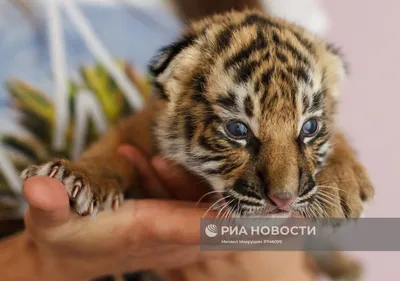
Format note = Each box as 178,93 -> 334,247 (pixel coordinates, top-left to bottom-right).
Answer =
216,200 -> 230,219
307,203 -> 319,218
317,177 -> 354,185
316,191 -> 338,208
318,189 -> 354,214
203,195 -> 231,218
301,209 -> 308,219
226,204 -> 237,226
317,185 -> 354,196
217,199 -> 234,224
236,199 -> 241,218
196,190 -> 226,206
314,200 -> 328,218
316,191 -> 351,217
304,207 -> 312,219
195,177 -> 212,186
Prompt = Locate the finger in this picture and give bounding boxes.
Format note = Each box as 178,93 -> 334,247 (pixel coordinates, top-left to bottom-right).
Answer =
117,145 -> 169,198
130,199 -> 217,245
151,156 -> 211,201
23,177 -> 70,228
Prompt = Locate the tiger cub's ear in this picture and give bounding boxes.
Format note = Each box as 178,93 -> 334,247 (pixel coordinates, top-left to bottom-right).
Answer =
323,43 -> 349,98
149,34 -> 195,99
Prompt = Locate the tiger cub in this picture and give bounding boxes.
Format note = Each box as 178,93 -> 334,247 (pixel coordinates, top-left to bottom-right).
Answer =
21,10 -> 373,280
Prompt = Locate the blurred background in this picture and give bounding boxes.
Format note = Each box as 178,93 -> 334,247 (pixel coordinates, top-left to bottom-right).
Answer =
0,0 -> 398,280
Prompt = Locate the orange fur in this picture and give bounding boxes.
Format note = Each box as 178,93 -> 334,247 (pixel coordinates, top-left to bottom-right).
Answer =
21,11 -> 374,280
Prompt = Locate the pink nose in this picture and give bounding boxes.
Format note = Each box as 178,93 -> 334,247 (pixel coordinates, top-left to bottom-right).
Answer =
269,194 -> 296,207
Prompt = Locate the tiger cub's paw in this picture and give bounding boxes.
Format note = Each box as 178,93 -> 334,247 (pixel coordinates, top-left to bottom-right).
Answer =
313,251 -> 363,281
21,159 -> 124,216
329,258 -> 362,281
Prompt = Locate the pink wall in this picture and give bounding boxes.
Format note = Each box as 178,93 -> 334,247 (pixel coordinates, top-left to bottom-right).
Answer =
324,0 -> 400,279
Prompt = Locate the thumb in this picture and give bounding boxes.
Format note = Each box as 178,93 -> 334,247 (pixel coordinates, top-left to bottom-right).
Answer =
23,177 -> 70,229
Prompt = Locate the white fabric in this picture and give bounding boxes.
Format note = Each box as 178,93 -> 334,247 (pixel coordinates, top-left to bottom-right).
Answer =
263,0 -> 329,36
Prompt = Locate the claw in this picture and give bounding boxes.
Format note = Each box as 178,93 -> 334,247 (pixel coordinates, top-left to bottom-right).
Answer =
89,201 -> 94,214
49,166 -> 59,178
112,197 -> 120,211
72,182 -> 82,198
21,160 -> 125,217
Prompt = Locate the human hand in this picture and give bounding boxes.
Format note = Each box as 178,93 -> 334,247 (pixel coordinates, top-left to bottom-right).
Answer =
20,146 -> 219,281
14,145 -> 317,281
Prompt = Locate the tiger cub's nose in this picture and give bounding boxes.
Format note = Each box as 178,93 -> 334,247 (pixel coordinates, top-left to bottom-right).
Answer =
268,192 -> 296,207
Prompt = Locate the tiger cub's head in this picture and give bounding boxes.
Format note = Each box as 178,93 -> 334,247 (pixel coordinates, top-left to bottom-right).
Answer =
151,10 -> 347,218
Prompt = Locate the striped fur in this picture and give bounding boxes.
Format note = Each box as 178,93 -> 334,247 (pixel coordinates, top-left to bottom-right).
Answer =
151,10 -> 347,217
19,9 -> 373,280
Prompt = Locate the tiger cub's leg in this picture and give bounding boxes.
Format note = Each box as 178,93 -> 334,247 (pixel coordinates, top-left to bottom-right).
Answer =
21,103 -> 158,216
310,132 -> 374,281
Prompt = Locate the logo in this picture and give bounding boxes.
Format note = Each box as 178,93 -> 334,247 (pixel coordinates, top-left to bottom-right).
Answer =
205,224 -> 218,237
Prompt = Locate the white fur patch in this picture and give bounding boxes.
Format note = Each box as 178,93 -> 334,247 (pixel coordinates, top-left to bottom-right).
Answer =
20,161 -> 124,216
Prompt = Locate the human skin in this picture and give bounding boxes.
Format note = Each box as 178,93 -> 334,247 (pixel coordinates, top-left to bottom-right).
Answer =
0,145 -> 316,281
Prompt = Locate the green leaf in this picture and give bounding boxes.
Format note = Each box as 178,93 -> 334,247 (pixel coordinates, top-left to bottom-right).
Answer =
81,64 -> 125,121
7,79 -> 55,122
0,60 -> 152,220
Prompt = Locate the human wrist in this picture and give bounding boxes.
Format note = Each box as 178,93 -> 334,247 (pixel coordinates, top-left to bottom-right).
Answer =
0,232 -> 45,281
0,231 -> 93,281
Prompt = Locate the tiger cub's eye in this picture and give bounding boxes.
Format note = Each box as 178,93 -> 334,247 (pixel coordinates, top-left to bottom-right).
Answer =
301,118 -> 319,137
225,121 -> 249,139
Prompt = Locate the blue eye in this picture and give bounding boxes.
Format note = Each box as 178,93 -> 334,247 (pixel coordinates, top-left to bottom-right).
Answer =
225,121 -> 249,139
301,118 -> 319,137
